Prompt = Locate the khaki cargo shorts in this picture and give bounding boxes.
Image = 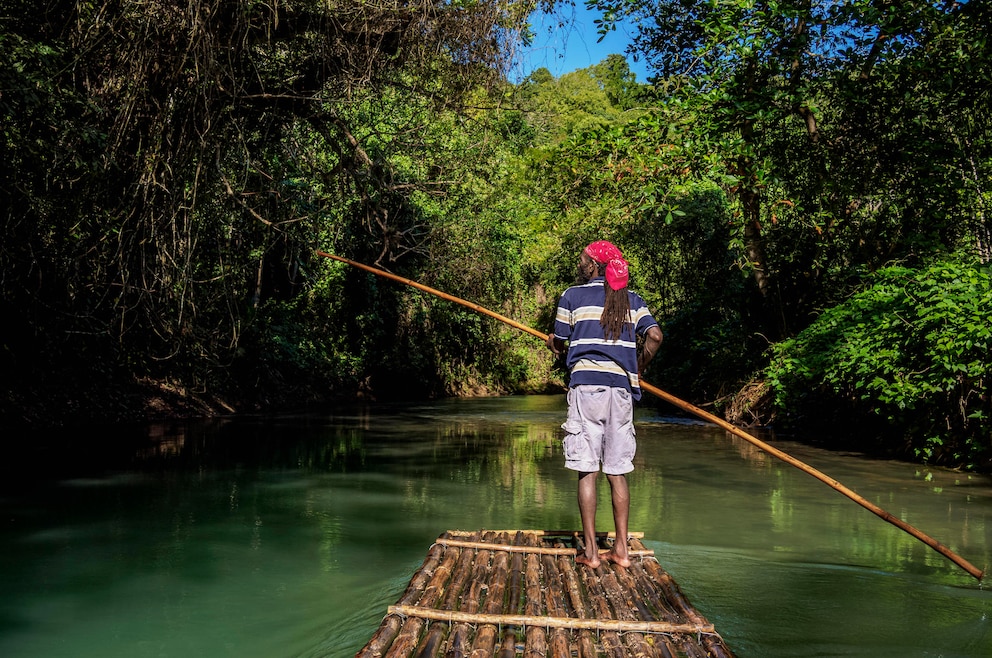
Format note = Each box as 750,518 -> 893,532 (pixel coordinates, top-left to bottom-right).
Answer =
561,385 -> 636,475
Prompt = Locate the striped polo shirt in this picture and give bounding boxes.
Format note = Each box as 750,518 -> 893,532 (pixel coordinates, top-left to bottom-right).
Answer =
552,277 -> 659,400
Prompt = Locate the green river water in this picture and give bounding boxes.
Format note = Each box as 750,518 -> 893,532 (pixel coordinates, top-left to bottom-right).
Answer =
1,395 -> 990,657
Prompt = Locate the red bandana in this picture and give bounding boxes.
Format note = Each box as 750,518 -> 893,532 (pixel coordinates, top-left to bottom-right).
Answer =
584,240 -> 629,290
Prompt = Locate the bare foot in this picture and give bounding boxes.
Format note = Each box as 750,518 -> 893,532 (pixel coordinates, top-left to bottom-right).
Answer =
575,553 -> 601,569
602,551 -> 631,568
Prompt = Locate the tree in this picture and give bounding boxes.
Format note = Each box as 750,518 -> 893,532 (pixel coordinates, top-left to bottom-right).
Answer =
506,63 -> 757,401
766,257 -> 992,469
592,53 -> 649,109
0,0 -> 546,419
516,62 -> 631,144
591,0 -> 992,336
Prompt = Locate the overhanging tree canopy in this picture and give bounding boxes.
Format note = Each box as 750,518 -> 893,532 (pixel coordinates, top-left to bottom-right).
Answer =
590,0 -> 992,334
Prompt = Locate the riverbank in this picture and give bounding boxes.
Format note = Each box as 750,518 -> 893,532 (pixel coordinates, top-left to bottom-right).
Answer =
1,374 -> 315,428
0,371 -> 553,428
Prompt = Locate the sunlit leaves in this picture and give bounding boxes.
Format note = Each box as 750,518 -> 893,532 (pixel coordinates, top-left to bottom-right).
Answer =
767,258 -> 992,468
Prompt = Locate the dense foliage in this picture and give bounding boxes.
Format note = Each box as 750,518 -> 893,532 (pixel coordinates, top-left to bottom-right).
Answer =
1,0 -> 542,415
766,259 -> 992,468
2,1 -> 990,468
594,0 -> 992,334
581,0 -> 992,464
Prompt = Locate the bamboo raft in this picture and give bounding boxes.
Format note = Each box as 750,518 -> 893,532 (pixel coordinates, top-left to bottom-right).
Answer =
357,530 -> 735,658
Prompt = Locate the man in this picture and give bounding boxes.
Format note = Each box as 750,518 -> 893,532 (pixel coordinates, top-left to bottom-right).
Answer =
546,240 -> 663,568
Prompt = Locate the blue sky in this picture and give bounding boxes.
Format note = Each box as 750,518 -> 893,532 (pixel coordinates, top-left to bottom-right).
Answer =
513,5 -> 652,82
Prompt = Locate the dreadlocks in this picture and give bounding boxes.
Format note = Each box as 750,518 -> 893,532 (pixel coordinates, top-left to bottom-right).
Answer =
597,262 -> 631,341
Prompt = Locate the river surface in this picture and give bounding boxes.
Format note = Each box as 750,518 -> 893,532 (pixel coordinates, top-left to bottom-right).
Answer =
1,395 -> 990,657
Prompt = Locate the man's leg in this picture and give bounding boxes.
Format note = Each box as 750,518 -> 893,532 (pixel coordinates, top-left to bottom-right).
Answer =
601,386 -> 634,567
576,471 -> 600,567
604,473 -> 631,567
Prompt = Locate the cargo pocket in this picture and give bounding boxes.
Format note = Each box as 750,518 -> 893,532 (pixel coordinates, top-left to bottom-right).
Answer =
561,418 -> 584,461
619,422 -> 636,466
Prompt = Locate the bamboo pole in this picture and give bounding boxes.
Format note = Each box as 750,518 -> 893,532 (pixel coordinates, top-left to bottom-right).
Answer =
577,563 -> 626,655
316,251 -> 984,582
356,540 -> 447,657
540,551 -> 572,658
639,557 -> 709,629
558,550 -> 587,620
386,538 -> 460,658
447,532 -> 489,658
609,557 -> 655,622
499,632 -> 517,658
653,634 -> 680,658
524,533 -> 543,619
446,529 -> 645,539
640,380 -> 987,584
555,541 -> 598,658
436,537 -> 653,557
440,535 -> 476,609
523,533 -> 548,658
399,541 -> 447,606
627,539 -> 682,621
436,536 -> 475,658
508,536 -> 525,617
471,532 -> 511,657
631,540 -> 738,658
414,624 -> 446,658
356,615 -> 403,658
388,605 -> 716,634
503,532 -> 526,656
596,563 -> 657,658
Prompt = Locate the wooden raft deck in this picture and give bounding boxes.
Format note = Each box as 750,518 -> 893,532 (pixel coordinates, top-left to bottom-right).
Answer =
357,530 -> 735,658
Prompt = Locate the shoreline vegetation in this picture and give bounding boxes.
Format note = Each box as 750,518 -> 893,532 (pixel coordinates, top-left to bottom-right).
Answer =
1,366 -> 566,428
2,2 -> 989,470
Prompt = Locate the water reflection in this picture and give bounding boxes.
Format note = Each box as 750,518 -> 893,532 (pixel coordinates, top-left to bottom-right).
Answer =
0,396 -> 990,658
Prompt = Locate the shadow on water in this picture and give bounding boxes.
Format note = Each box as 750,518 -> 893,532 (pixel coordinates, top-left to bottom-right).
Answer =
1,395 -> 991,657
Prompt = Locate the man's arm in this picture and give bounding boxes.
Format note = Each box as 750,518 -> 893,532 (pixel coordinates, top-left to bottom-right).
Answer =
637,326 -> 663,374
546,332 -> 566,355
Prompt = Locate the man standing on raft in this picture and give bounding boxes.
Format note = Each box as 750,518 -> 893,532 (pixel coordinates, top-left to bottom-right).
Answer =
547,241 -> 663,568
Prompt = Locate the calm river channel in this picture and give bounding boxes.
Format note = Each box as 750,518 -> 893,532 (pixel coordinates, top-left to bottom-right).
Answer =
1,395 -> 990,657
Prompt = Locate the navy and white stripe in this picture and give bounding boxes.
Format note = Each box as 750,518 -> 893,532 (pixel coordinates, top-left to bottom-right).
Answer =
552,277 -> 659,400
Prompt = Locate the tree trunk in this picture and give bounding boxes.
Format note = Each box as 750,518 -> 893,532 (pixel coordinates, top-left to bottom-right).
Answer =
740,186 -> 784,337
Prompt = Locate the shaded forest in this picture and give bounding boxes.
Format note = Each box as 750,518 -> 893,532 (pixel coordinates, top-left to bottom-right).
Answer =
2,0 -> 990,469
